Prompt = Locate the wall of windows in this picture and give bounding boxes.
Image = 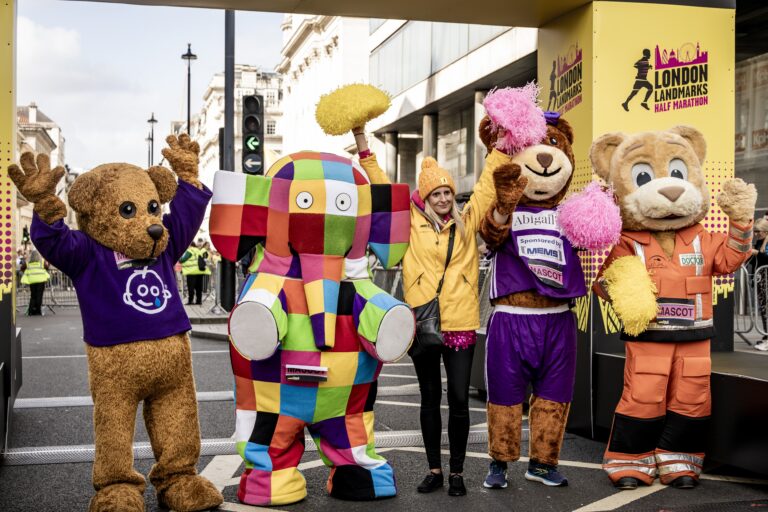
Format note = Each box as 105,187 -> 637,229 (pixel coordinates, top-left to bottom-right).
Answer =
370,22 -> 508,97
735,52 -> 768,211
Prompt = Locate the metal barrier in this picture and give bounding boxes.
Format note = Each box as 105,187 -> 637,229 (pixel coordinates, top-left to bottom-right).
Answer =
18,261 -> 491,317
16,262 -> 249,315
734,264 -> 768,345
370,260 -> 492,323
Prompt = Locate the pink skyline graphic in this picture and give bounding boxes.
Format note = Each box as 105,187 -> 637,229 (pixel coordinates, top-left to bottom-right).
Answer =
654,42 -> 708,70
556,44 -> 583,77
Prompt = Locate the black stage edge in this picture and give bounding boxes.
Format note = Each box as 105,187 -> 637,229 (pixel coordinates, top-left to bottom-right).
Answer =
586,292 -> 768,476
594,351 -> 768,476
0,293 -> 20,456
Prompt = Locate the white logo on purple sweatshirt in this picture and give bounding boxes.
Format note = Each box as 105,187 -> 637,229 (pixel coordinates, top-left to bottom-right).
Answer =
122,267 -> 172,314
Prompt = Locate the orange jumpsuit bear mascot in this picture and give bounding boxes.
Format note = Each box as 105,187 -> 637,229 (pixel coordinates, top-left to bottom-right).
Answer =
591,126 -> 756,490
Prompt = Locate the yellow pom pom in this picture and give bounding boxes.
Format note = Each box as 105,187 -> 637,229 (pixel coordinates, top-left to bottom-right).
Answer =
315,84 -> 391,135
603,256 -> 658,336
421,157 -> 438,170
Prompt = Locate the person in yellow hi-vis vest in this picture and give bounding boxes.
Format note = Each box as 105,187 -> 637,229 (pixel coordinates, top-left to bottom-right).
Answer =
180,238 -> 210,305
21,250 -> 50,315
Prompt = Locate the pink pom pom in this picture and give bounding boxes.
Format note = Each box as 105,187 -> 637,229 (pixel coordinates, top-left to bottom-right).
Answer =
558,182 -> 622,250
483,83 -> 546,154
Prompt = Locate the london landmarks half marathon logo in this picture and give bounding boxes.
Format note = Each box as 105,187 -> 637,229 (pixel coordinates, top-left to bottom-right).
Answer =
621,42 -> 709,113
547,44 -> 582,115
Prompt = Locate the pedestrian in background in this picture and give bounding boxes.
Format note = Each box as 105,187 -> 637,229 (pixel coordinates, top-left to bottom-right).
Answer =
21,250 -> 50,315
751,218 -> 768,350
355,134 -> 511,497
180,238 -> 209,305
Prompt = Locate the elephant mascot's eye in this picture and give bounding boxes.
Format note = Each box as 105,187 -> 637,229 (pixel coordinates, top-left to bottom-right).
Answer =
296,191 -> 314,209
335,193 -> 351,211
120,201 -> 137,219
631,163 -> 655,188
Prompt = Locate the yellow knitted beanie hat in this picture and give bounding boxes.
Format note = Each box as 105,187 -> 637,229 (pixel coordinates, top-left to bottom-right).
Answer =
418,157 -> 455,200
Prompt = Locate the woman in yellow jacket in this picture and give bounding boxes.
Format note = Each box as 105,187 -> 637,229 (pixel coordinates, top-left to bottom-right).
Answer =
356,134 -> 511,497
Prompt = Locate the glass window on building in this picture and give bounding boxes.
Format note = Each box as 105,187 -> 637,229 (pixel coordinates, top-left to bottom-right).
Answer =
402,21 -> 432,90
266,91 -> 276,108
371,30 -> 404,96
735,53 -> 768,212
266,120 -> 276,135
431,23 -> 469,74
370,21 -> 509,98
437,106 -> 474,193
370,18 -> 386,34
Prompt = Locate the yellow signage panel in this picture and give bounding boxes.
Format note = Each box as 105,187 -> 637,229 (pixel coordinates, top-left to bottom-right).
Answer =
1,0 -> 17,311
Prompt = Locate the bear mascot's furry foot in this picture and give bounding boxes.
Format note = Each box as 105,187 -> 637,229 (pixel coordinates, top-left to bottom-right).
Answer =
156,474 -> 223,512
89,483 -> 145,512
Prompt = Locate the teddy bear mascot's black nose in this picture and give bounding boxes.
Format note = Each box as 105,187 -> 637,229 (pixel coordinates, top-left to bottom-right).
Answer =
147,224 -> 164,241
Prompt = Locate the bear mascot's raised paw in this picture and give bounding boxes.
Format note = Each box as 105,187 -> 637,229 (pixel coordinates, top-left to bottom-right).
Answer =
8,134 -> 224,512
208,152 -> 415,506
477,84 -> 621,485
590,125 -> 756,489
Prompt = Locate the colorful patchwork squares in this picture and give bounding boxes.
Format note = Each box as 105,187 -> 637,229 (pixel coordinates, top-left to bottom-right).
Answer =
210,151 -> 414,506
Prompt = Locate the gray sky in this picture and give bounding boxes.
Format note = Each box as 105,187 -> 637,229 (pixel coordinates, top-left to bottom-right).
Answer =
17,0 -> 283,171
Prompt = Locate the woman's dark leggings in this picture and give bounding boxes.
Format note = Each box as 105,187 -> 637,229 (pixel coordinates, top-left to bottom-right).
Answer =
412,344 -> 475,474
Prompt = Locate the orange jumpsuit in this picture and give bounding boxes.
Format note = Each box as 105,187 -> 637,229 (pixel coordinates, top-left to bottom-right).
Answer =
595,220 -> 752,485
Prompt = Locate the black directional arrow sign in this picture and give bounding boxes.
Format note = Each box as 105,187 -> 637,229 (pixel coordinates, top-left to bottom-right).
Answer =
243,152 -> 263,174
246,135 -> 260,151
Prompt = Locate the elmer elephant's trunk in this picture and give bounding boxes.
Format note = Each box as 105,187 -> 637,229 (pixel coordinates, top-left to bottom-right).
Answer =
299,253 -> 344,350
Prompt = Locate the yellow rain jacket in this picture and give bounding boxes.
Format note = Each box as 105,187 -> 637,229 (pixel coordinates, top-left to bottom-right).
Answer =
359,149 -> 511,331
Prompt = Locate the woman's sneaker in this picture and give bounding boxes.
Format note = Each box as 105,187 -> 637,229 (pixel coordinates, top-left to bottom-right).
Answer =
755,339 -> 768,351
417,472 -> 444,493
483,460 -> 508,489
525,461 -> 568,487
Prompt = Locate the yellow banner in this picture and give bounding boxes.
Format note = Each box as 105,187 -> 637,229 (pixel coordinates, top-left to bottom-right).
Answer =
538,1 -> 736,331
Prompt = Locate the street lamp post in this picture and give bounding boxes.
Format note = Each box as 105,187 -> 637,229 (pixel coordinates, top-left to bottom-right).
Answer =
147,113 -> 158,166
181,43 -> 197,135
145,132 -> 152,168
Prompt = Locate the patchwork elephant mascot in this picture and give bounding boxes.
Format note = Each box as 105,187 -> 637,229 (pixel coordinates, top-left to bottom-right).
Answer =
209,151 -> 415,506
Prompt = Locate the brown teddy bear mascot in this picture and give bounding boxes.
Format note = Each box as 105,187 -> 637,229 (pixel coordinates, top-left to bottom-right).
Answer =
477,86 -> 621,490
8,135 -> 224,512
591,126 -> 756,490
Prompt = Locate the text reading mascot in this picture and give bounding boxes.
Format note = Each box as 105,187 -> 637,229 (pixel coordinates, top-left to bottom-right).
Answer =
209,152 -> 415,505
591,126 -> 756,490
9,136 -> 224,512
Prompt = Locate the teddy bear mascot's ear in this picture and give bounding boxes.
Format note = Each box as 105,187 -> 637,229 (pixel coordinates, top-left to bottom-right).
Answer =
669,125 -> 707,164
589,132 -> 626,180
147,166 -> 178,204
554,116 -> 575,145
67,171 -> 101,215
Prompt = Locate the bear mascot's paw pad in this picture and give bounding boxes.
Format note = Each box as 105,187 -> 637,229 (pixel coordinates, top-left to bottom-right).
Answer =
89,484 -> 145,512
157,475 -> 223,512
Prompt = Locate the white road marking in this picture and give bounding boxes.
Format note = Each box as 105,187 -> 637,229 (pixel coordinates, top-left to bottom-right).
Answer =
378,373 -> 418,379
218,502 -> 286,512
383,363 -> 414,367
376,400 -> 486,412
571,481 -> 667,511
199,454 -> 242,491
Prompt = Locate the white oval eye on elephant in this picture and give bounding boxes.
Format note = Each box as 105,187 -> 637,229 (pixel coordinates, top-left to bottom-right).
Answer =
296,191 -> 314,209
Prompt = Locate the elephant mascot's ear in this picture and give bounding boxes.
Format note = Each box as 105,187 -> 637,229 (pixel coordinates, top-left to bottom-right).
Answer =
209,171 -> 270,262
368,183 -> 411,268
